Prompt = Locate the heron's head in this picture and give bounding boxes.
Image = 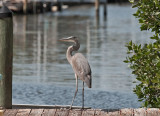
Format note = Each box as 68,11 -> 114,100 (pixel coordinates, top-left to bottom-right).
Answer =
59,36 -> 78,43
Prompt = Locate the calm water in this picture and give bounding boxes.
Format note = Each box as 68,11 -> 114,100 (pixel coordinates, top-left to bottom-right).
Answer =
12,4 -> 153,109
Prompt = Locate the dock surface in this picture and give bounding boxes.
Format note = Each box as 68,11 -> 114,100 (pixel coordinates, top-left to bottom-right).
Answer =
1,108 -> 160,116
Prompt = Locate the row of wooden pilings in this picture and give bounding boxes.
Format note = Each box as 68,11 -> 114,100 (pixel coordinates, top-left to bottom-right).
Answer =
22,0 -> 61,14
95,0 -> 108,20
14,0 -> 108,18
19,0 -> 108,24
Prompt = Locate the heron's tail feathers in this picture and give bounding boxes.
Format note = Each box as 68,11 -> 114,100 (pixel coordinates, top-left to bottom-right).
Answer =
85,75 -> 92,88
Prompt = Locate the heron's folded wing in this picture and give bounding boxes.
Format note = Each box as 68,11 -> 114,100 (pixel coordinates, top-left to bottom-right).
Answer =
71,53 -> 91,81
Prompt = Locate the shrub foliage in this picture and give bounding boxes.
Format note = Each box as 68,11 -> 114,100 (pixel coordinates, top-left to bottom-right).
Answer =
124,0 -> 160,107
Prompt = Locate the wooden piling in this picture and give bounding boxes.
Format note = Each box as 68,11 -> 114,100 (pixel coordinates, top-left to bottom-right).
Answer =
33,1 -> 37,14
0,4 -> 13,109
103,0 -> 107,20
57,2 -> 62,11
23,0 -> 28,14
95,0 -> 100,16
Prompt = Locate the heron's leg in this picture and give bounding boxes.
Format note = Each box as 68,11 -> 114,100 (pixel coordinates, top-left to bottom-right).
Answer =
70,74 -> 78,109
82,81 -> 84,109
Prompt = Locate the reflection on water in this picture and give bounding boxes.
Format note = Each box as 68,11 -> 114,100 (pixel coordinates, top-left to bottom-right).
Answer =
12,4 -> 152,108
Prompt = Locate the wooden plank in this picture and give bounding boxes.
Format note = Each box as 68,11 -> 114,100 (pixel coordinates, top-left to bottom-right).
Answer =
134,108 -> 146,116
4,109 -> 18,116
55,109 -> 69,116
60,109 -> 69,116
120,109 -> 133,116
42,109 -> 57,116
3,108 -> 160,116
107,109 -> 120,116
146,108 -> 160,116
82,109 -> 95,116
99,110 -> 108,116
29,109 -> 44,116
68,109 -> 82,116
54,109 -> 62,116
94,110 -> 101,116
16,109 -> 31,116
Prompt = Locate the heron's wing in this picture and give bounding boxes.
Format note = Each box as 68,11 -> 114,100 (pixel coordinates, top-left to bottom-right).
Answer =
71,53 -> 92,88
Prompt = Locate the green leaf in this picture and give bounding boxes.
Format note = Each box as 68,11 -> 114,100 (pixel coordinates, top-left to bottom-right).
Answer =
144,101 -> 149,107
129,0 -> 134,4
124,60 -> 129,63
128,46 -> 132,51
139,19 -> 144,23
157,62 -> 160,67
129,40 -> 133,46
140,24 -> 148,30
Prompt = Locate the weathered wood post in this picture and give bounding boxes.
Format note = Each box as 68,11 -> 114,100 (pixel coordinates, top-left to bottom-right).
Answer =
103,0 -> 107,20
95,0 -> 100,17
23,0 -> 28,14
0,2 -> 13,109
95,0 -> 100,26
57,2 -> 62,12
33,1 -> 37,14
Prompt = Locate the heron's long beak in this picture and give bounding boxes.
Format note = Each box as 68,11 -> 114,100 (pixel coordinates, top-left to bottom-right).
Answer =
59,38 -> 70,42
59,36 -> 74,42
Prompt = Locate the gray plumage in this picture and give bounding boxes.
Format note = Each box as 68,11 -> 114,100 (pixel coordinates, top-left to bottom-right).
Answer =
71,53 -> 92,88
59,36 -> 92,109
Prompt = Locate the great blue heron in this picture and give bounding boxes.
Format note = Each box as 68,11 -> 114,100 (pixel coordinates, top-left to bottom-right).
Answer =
59,36 -> 92,109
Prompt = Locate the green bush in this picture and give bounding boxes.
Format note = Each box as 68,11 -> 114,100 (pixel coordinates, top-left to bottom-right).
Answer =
124,0 -> 160,107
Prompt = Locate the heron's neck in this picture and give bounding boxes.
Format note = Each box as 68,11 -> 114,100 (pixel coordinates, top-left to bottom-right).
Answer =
66,46 -> 73,63
66,41 -> 80,63
73,40 -> 80,51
